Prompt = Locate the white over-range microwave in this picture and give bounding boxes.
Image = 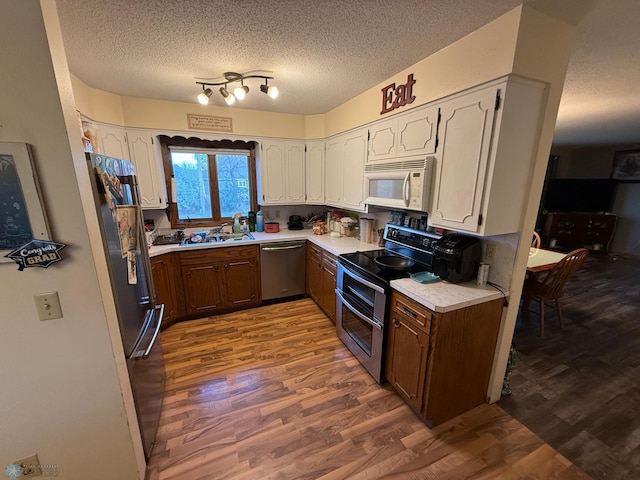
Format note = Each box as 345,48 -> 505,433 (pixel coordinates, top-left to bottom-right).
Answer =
363,157 -> 434,211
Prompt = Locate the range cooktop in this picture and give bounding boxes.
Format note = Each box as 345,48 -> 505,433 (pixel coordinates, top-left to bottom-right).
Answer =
338,223 -> 442,287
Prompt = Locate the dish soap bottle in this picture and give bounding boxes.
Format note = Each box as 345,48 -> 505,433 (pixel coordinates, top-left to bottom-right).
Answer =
256,211 -> 264,232
233,213 -> 242,234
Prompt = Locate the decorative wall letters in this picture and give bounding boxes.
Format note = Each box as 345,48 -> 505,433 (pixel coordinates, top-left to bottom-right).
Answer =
380,74 -> 416,115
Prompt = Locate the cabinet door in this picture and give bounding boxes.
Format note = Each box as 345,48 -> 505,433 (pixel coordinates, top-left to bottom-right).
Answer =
181,263 -> 223,314
306,141 -> 325,204
306,243 -> 322,303
324,137 -> 343,206
430,87 -> 497,232
222,257 -> 260,307
285,141 -> 306,203
150,254 -> 179,326
127,130 -> 166,209
397,105 -> 439,156
386,311 -> 429,413
320,252 -> 337,322
97,124 -> 129,160
341,130 -> 367,212
260,141 -> 286,204
368,118 -> 398,162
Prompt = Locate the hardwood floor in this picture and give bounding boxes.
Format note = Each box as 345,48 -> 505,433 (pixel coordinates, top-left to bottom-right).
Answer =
499,254 -> 640,480
147,298 -> 589,480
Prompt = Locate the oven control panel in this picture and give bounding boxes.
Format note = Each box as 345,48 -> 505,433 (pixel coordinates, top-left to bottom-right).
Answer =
384,225 -> 441,253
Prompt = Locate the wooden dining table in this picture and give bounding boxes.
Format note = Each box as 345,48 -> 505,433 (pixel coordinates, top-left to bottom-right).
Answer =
526,247 -> 566,273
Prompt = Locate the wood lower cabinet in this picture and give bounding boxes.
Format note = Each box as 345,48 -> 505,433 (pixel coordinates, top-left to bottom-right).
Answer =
306,242 -> 338,322
306,243 -> 323,303
386,299 -> 430,412
150,253 -> 180,329
386,290 -> 504,427
543,212 -> 617,253
181,263 -> 224,314
179,245 -> 260,317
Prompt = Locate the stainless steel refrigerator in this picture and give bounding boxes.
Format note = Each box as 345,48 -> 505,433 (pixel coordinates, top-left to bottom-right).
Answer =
86,153 -> 165,460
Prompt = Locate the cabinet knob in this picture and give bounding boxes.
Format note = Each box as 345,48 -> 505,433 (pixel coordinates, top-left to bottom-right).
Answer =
393,318 -> 400,327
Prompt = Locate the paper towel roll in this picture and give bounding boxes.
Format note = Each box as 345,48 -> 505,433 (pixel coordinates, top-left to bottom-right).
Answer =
359,218 -> 373,243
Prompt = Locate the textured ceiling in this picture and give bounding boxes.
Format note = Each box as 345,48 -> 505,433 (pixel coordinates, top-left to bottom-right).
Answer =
56,0 -> 640,147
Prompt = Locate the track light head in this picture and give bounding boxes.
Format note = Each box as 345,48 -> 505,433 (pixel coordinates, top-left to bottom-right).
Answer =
233,84 -> 249,100
260,83 -> 279,99
197,87 -> 213,105
219,86 -> 235,105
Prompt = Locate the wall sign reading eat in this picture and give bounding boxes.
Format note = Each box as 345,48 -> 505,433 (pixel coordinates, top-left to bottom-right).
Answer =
380,74 -> 416,115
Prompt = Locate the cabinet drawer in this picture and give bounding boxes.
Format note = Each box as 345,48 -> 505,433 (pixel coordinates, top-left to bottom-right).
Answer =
180,245 -> 258,265
308,243 -> 322,263
321,251 -> 338,273
391,292 -> 432,332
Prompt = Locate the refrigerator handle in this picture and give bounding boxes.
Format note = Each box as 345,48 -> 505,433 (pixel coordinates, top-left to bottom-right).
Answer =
131,305 -> 164,359
128,174 -> 157,307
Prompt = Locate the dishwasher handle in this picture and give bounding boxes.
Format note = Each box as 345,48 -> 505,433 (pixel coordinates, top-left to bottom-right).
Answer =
261,244 -> 304,251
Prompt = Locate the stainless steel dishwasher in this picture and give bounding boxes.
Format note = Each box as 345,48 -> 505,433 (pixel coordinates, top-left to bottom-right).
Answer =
260,241 -> 306,301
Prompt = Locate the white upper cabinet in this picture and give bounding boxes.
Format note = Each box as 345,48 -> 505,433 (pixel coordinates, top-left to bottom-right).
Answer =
368,104 -> 439,163
126,129 -> 167,209
305,140 -> 325,204
324,128 -> 368,213
97,124 -> 129,161
429,77 -> 545,236
324,137 -> 344,207
259,140 -> 306,205
342,130 -> 368,212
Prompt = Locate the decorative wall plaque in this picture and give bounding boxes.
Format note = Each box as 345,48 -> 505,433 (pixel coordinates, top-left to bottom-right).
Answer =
5,239 -> 67,271
187,114 -> 233,133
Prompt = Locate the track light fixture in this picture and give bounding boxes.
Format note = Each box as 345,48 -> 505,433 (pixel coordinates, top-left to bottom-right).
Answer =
195,71 -> 278,105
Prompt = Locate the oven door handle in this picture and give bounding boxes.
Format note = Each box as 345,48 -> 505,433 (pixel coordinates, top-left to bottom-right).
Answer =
336,290 -> 383,331
339,264 -> 385,294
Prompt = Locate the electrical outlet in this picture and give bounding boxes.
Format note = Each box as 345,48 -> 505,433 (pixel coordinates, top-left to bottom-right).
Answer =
485,243 -> 496,262
14,453 -> 42,478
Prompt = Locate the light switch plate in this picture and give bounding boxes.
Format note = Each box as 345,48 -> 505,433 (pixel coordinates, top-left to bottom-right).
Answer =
34,292 -> 63,321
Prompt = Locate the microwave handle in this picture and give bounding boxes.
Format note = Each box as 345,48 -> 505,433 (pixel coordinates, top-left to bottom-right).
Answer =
403,171 -> 411,207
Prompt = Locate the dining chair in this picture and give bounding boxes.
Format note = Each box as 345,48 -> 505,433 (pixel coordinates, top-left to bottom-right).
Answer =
531,231 -> 541,248
521,248 -> 589,336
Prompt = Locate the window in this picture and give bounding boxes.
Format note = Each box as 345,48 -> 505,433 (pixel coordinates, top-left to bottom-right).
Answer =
159,136 -> 257,228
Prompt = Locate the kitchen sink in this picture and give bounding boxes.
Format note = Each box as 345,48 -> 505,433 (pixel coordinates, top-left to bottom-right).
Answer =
180,232 -> 255,245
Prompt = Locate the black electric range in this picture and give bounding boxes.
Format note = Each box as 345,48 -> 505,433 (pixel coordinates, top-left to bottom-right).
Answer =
338,224 -> 441,289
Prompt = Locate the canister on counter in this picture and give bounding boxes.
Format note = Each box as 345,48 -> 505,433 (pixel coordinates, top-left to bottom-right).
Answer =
477,262 -> 490,286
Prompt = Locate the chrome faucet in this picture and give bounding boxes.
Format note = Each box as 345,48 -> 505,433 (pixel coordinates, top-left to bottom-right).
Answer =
210,223 -> 227,234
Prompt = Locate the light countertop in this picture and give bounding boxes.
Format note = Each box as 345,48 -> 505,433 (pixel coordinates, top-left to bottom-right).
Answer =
391,278 -> 508,313
149,229 -> 507,313
148,229 -> 383,258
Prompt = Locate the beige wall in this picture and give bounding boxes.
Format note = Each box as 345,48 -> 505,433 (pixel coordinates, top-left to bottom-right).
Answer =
485,5 -> 575,401
323,7 -> 522,137
70,73 -> 125,125
0,2 -> 143,479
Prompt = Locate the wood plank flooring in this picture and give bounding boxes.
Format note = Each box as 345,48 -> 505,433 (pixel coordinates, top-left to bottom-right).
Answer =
146,298 -> 589,480
499,254 -> 640,480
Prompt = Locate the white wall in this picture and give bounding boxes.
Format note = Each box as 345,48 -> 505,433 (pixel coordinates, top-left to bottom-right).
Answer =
0,2 -> 143,479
